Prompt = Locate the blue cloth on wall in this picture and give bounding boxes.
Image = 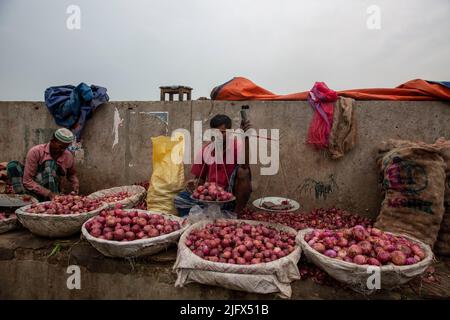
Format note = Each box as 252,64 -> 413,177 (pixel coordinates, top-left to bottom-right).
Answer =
427,80 -> 450,89
44,83 -> 109,141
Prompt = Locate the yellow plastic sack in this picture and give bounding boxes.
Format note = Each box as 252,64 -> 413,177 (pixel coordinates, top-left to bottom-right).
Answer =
146,135 -> 185,215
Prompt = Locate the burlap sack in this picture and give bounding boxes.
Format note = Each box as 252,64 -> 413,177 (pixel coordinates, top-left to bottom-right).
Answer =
173,219 -> 301,299
15,202 -> 108,238
81,210 -> 190,258
433,138 -> 450,256
87,185 -> 147,209
297,229 -> 433,292
328,97 -> 357,159
374,140 -> 446,247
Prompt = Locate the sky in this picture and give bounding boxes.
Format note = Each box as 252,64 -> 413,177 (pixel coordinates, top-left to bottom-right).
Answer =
0,0 -> 449,101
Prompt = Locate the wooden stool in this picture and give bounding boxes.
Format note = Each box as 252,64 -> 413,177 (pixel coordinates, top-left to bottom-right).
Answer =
160,86 -> 192,101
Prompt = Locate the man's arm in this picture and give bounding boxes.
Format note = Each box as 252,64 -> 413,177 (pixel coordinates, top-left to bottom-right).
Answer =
22,148 -> 53,198
66,160 -> 79,194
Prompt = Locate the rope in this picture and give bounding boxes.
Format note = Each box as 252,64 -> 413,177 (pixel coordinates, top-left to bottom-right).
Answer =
222,137 -> 233,190
280,157 -> 290,199
256,127 -> 290,207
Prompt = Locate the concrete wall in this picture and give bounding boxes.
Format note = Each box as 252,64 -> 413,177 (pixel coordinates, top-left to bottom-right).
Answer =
1,100 -> 449,218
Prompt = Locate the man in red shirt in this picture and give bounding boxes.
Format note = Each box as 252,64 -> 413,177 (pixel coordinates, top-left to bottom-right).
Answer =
7,128 -> 79,201
175,114 -> 252,215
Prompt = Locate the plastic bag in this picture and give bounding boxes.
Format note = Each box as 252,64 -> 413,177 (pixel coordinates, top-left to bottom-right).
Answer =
188,205 -> 237,224
146,135 -> 185,215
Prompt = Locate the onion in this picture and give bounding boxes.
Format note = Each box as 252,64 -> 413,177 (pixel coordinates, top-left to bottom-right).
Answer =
397,244 -> 412,256
347,245 -> 363,258
125,231 -> 135,241
324,249 -> 337,258
148,229 -> 159,238
411,245 -> 426,260
312,243 -> 326,253
391,251 -> 406,266
367,258 -> 381,266
376,250 -> 391,264
243,251 -> 253,262
113,229 -> 125,241
353,255 -> 367,265
358,241 -> 372,255
90,228 -> 102,237
131,225 -> 141,233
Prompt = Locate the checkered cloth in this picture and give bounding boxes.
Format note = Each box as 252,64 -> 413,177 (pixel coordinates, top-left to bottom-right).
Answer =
7,160 -> 60,200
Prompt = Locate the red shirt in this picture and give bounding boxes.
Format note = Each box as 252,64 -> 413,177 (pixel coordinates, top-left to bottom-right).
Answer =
191,139 -> 242,189
23,143 -> 79,197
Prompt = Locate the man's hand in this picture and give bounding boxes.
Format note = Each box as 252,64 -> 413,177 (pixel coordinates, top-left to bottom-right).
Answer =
240,120 -> 252,132
185,179 -> 197,193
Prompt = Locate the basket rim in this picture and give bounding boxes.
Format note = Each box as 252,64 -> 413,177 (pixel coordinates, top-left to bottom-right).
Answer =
15,201 -> 109,218
87,185 -> 146,198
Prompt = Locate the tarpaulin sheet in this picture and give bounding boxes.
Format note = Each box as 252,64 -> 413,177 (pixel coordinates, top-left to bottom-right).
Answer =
210,77 -> 450,101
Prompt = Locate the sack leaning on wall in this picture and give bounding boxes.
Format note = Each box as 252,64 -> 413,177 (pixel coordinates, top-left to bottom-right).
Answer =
374,140 -> 446,248
432,138 -> 450,256
147,135 -> 185,215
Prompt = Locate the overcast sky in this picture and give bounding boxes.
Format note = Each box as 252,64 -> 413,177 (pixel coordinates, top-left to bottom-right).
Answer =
0,0 -> 449,101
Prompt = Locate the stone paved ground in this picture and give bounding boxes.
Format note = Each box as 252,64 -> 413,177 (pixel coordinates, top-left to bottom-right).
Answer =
0,229 -> 448,299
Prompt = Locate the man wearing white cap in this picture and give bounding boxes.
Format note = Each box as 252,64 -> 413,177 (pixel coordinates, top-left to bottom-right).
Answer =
6,128 -> 79,200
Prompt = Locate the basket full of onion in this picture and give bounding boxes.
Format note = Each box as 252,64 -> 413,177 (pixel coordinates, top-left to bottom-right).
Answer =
15,194 -> 108,238
297,226 -> 433,291
81,206 -> 189,258
174,219 -> 302,299
87,185 -> 147,209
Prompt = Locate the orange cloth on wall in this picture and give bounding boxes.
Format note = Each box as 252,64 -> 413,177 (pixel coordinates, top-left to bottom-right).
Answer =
211,77 -> 450,101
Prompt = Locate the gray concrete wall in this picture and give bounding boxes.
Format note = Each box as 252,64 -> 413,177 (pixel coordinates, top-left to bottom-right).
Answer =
1,100 -> 449,218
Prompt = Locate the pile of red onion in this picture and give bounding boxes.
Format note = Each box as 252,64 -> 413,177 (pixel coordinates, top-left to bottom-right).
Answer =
298,257 -> 344,286
186,220 -> 296,264
85,204 -> 181,241
192,182 -> 234,202
305,226 -> 426,266
95,191 -> 131,203
240,207 -> 373,231
25,194 -> 102,215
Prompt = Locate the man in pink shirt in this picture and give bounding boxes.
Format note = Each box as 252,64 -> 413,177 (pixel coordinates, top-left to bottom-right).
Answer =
175,114 -> 252,215
7,128 -> 79,201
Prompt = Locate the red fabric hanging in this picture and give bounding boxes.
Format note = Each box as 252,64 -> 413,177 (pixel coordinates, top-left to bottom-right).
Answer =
306,82 -> 338,149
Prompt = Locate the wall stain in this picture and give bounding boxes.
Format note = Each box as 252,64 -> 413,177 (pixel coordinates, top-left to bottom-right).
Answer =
297,174 -> 338,200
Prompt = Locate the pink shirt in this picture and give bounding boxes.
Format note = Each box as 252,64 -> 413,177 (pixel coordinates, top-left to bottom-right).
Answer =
191,139 -> 242,189
23,143 -> 79,197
